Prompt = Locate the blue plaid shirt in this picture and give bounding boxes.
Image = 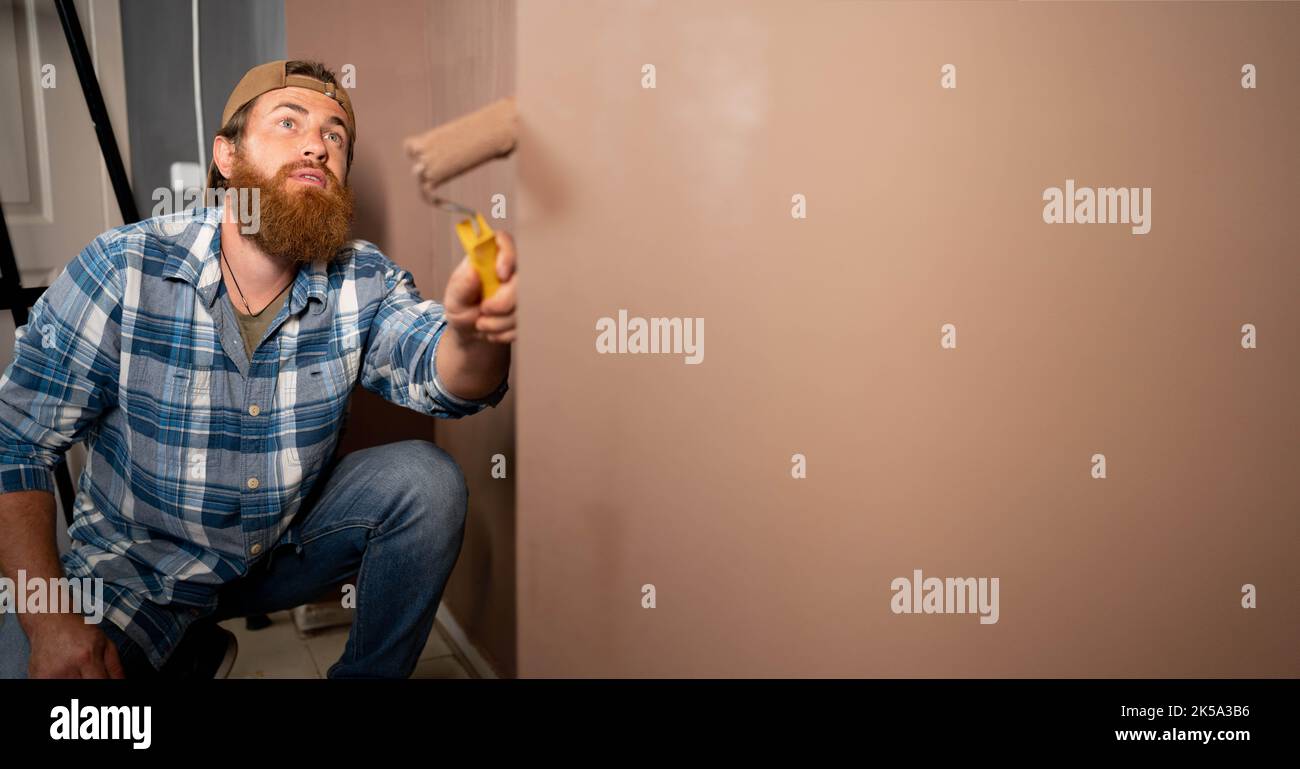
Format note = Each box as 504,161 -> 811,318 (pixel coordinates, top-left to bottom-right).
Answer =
0,206 -> 508,668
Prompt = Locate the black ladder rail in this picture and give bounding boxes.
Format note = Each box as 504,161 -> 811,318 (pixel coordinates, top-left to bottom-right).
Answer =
53,0 -> 139,223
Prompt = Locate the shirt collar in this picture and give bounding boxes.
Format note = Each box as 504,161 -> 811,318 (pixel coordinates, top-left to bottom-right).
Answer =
161,205 -> 330,312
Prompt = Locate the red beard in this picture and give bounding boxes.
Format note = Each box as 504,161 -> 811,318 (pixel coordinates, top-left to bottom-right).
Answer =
224,152 -> 355,265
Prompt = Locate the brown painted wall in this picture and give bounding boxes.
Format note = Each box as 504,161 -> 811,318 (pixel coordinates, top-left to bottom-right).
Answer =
286,0 -> 518,676
515,1 -> 1299,676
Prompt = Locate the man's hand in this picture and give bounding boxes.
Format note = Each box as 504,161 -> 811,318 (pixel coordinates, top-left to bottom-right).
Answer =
26,614 -> 126,679
443,231 -> 518,345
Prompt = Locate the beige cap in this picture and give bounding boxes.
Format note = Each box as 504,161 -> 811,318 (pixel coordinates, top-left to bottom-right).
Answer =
207,60 -> 355,189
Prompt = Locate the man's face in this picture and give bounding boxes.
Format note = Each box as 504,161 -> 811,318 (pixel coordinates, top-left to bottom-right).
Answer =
216,85 -> 356,265
233,85 -> 350,189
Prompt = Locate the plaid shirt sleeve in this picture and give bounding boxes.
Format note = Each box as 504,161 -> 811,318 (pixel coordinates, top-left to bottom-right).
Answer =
358,259 -> 509,418
0,231 -> 124,494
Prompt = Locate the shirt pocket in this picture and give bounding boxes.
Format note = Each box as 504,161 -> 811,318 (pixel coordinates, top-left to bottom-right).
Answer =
170,368 -> 212,396
282,351 -> 351,468
300,342 -> 360,401
164,366 -> 216,423
166,365 -> 215,448
294,353 -> 335,404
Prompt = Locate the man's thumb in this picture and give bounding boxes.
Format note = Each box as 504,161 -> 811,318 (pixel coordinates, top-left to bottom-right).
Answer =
445,256 -> 481,307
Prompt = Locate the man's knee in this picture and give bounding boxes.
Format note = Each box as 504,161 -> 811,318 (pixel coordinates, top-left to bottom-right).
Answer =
379,439 -> 468,528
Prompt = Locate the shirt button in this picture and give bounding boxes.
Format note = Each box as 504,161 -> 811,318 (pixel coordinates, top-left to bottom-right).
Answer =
249,543 -> 263,556
248,404 -> 261,416
246,476 -> 259,490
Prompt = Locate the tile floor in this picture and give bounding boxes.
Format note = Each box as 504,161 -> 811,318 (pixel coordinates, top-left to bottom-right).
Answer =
218,610 -> 475,679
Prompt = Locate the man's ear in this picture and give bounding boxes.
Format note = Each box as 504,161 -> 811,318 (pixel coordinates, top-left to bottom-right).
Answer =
213,135 -> 235,180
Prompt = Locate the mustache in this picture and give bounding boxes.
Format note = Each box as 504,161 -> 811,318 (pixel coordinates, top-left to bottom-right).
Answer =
273,160 -> 342,186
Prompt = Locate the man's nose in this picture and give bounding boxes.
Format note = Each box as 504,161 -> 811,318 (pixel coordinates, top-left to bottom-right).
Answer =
300,133 -> 328,162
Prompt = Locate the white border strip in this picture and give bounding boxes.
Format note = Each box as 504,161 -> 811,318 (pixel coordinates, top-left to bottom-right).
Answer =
435,604 -> 500,680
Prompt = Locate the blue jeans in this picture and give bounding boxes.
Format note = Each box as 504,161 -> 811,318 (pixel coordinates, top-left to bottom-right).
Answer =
2,439 -> 469,679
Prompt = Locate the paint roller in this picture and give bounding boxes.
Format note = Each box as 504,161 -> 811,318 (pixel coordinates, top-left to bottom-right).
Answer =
404,96 -> 519,299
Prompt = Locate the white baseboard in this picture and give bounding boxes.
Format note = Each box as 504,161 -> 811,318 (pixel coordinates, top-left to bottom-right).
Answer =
435,605 -> 500,679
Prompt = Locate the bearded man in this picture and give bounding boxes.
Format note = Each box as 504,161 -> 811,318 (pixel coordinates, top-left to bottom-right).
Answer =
0,60 -> 516,679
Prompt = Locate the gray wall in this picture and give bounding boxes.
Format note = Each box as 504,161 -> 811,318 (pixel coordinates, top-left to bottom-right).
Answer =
120,0 -> 284,216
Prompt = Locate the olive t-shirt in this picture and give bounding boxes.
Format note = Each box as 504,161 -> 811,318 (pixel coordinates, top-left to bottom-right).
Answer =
231,281 -> 292,361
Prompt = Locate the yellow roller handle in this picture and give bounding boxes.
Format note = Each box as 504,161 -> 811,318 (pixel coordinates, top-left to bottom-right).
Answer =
455,213 -> 500,300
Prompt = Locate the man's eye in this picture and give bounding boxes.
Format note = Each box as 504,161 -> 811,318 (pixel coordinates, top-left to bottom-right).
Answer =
278,118 -> 294,129
327,132 -> 342,144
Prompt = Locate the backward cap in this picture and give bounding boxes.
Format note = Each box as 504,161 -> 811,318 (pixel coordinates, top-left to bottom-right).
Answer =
220,60 -> 355,135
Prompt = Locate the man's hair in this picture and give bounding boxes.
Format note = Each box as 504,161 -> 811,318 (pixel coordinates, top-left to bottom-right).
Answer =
210,60 -> 353,190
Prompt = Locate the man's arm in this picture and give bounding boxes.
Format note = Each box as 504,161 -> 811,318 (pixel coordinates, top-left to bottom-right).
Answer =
357,255 -> 510,418
433,325 -> 510,402
0,234 -> 127,677
0,490 -> 123,678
